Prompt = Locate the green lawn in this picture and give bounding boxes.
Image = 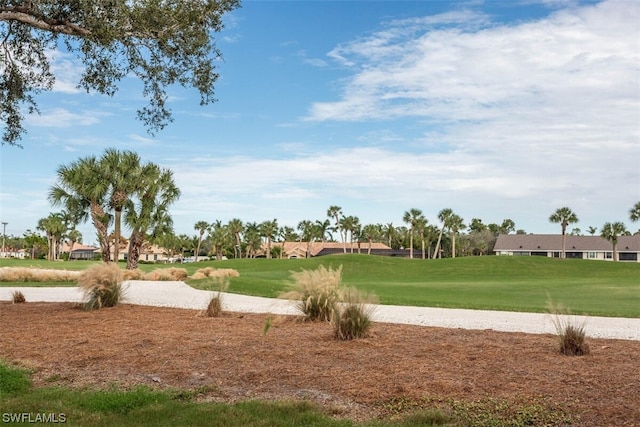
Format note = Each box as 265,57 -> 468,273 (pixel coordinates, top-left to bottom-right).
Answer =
0,360 -> 570,427
2,255 -> 639,317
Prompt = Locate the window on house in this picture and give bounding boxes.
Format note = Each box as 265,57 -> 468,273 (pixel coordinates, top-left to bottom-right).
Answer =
588,252 -> 596,259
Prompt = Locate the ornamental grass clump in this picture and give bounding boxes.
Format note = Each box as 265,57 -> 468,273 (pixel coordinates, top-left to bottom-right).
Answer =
0,267 -> 80,282
332,288 -> 377,341
203,277 -> 230,318
548,300 -> 590,356
142,267 -> 188,281
78,263 -> 125,311
281,265 -> 343,322
191,267 -> 239,280
12,290 -> 26,304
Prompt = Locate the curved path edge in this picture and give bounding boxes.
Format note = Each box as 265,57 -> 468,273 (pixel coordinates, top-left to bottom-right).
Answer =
2,281 -> 638,341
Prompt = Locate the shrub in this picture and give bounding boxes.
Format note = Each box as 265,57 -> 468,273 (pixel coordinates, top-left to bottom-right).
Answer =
0,267 -> 80,282
12,290 -> 26,304
205,294 -> 223,317
123,267 -> 189,281
78,263 -> 125,311
548,300 -> 590,356
203,277 -> 229,317
281,265 -> 343,322
332,288 -> 377,340
122,269 -> 144,281
191,267 -> 239,280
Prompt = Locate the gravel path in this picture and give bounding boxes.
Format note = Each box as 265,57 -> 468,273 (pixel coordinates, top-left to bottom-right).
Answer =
2,281 -> 639,341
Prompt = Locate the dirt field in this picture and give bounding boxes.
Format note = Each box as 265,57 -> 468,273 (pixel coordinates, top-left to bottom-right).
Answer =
1,302 -> 639,426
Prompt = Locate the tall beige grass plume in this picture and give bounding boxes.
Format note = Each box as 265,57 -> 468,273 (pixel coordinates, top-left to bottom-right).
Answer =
78,263 -> 125,310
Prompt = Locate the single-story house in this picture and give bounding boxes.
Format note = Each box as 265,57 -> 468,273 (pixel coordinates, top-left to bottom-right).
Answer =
62,243 -> 100,260
493,234 -> 640,262
0,248 -> 28,259
266,241 -> 410,258
113,244 -> 174,263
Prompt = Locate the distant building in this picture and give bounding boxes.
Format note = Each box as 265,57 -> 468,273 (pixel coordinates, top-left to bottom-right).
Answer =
493,234 -> 640,262
264,241 -> 414,258
61,243 -> 99,260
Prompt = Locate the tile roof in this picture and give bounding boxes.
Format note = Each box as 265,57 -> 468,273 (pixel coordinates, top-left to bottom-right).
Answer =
271,241 -> 391,257
494,234 -> 640,252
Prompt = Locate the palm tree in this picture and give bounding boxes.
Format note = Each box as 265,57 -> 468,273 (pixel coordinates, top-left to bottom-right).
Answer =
297,220 -> 314,258
630,202 -> 640,222
600,221 -> 627,262
402,208 -> 424,259
340,215 -> 359,253
278,225 -> 298,258
37,213 -> 65,261
382,223 -> 395,249
448,214 -> 465,258
314,219 -> 332,242
433,208 -> 453,259
66,229 -> 82,260
327,205 -> 346,253
243,222 -> 261,258
124,163 -> 180,269
227,218 -> 244,258
49,155 -> 112,262
549,207 -> 579,259
208,220 -> 230,260
361,224 -> 380,255
259,219 -> 278,259
414,217 -> 428,259
587,226 -> 598,236
193,220 -> 210,262
102,149 -> 142,262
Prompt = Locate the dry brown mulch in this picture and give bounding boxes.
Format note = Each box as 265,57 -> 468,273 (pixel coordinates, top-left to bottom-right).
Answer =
1,302 -> 639,426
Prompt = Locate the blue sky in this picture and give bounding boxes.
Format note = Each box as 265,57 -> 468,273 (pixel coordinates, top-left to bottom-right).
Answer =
1,0 -> 639,245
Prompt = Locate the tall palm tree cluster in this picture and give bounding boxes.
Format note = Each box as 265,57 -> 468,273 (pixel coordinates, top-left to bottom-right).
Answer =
24,159 -> 640,264
48,148 -> 180,269
176,206 -> 521,261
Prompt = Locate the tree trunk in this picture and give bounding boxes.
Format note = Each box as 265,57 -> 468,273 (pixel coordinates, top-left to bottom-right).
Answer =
127,231 -> 144,270
91,204 -> 111,262
114,209 -> 122,263
452,232 -> 456,258
434,226 -> 445,259
409,229 -> 414,259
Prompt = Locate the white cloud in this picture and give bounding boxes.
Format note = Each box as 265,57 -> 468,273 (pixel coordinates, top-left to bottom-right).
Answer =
164,0 -> 639,233
48,50 -> 84,94
25,108 -> 107,128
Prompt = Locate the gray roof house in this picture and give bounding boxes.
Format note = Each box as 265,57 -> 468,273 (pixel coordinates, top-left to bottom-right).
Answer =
493,234 -> 640,262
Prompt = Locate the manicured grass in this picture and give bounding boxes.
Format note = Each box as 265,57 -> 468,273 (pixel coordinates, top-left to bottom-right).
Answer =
2,255 -> 639,317
0,361 -> 448,427
194,255 -> 640,318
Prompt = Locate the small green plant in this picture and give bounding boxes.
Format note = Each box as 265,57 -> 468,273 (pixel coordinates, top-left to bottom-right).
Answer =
547,299 -> 590,356
12,290 -> 26,303
332,288 -> 377,340
77,263 -> 125,311
263,315 -> 273,336
280,265 -> 342,321
0,361 -> 32,395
